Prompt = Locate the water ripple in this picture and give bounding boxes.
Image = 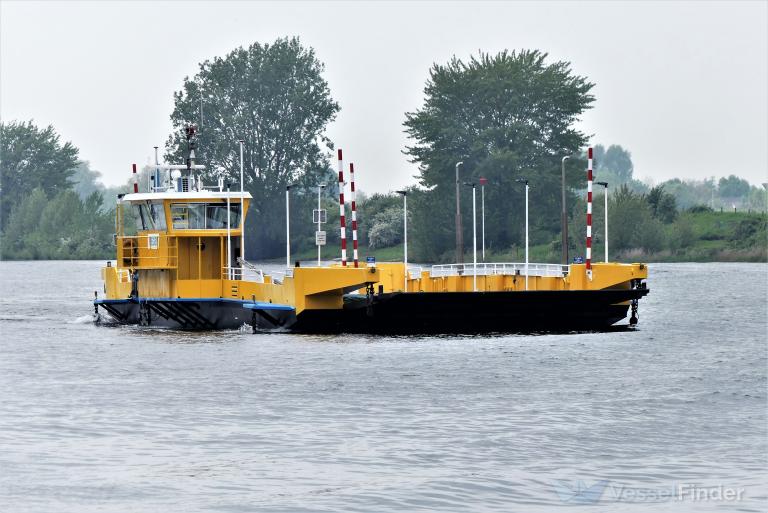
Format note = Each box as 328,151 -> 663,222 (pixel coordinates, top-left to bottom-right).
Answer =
0,261 -> 766,512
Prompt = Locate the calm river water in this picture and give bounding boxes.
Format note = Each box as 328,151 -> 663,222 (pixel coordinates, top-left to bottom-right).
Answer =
0,261 -> 766,512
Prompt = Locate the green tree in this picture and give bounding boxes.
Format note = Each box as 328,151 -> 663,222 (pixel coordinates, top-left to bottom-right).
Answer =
357,192 -> 402,248
661,178 -> 716,210
0,188 -> 115,260
746,185 -> 768,212
403,50 -> 594,261
0,188 -> 48,259
0,121 -> 79,230
69,161 -> 106,201
718,175 -> 750,199
607,185 -> 664,253
593,143 -> 642,191
165,37 -> 340,259
367,205 -> 404,249
601,145 -> 634,183
647,185 -> 678,223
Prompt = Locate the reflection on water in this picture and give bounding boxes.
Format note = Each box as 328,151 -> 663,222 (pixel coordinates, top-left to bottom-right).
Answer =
0,261 -> 766,512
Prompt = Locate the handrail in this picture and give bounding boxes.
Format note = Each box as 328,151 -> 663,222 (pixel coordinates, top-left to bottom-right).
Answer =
270,268 -> 294,279
117,234 -> 178,268
407,266 -> 423,279
430,262 -> 569,278
222,266 -> 266,283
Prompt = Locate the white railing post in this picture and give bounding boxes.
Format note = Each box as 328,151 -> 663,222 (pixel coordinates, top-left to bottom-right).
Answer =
404,193 -> 408,292
605,185 -> 609,262
472,185 -> 477,292
286,185 -> 291,268
524,182 -> 529,291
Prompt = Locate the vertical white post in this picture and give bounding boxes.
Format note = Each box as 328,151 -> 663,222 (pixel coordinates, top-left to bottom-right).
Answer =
604,186 -> 609,262
586,147 -> 593,280
153,146 -> 159,192
239,140 -> 245,267
524,182 -> 529,291
317,185 -> 322,266
403,194 -> 408,292
286,186 -> 291,268
226,185 -> 232,280
350,163 -> 359,267
481,184 -> 485,262
472,186 -> 477,292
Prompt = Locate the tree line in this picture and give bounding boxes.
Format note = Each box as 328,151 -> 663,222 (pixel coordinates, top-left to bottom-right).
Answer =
1,38 -> 765,261
0,121 -> 116,260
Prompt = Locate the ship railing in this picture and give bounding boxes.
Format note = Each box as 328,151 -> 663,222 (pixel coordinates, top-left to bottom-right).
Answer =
223,266 -> 269,283
223,266 -> 245,280
234,258 -> 269,283
116,269 -> 131,283
117,234 -> 178,269
430,262 -> 569,278
269,268 -> 294,280
407,266 -> 423,279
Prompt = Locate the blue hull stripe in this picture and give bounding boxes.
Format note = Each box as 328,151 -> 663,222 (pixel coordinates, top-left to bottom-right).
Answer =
242,303 -> 295,312
94,297 -> 294,311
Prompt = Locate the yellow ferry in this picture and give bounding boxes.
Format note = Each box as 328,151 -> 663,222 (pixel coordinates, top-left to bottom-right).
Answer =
94,128 -> 649,333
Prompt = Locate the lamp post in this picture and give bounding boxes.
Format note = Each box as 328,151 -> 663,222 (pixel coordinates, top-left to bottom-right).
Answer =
561,155 -> 570,267
516,178 -> 529,291
455,161 -> 464,263
464,182 -> 478,292
317,184 -> 326,266
239,139 -> 245,267
226,183 -> 232,279
596,181 -> 609,262
286,185 -> 292,268
396,190 -> 408,292
479,177 -> 487,261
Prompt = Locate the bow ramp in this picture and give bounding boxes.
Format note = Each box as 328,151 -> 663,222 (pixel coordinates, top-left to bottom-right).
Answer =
228,265 -> 381,316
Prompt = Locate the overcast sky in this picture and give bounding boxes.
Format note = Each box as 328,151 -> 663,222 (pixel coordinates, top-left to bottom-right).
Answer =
1,1 -> 766,193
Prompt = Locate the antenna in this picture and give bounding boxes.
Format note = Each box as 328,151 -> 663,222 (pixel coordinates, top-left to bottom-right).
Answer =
153,146 -> 159,191
198,79 -> 204,132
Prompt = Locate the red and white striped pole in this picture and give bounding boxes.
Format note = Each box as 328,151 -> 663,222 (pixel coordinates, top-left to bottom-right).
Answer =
349,162 -> 359,267
132,163 -> 138,193
337,149 -> 347,267
586,147 -> 593,280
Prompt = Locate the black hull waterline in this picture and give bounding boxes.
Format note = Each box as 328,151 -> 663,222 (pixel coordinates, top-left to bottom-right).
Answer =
95,298 -> 295,331
95,288 -> 649,334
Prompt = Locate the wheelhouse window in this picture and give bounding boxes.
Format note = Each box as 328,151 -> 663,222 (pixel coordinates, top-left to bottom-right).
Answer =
132,201 -> 167,230
171,203 -> 241,230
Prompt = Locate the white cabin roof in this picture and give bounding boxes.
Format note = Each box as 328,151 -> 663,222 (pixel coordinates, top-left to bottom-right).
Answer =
122,191 -> 253,202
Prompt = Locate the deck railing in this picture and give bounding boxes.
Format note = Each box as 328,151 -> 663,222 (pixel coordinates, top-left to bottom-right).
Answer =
408,266 -> 424,279
222,266 -> 244,280
430,262 -> 569,278
117,234 -> 178,269
223,266 -> 270,283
